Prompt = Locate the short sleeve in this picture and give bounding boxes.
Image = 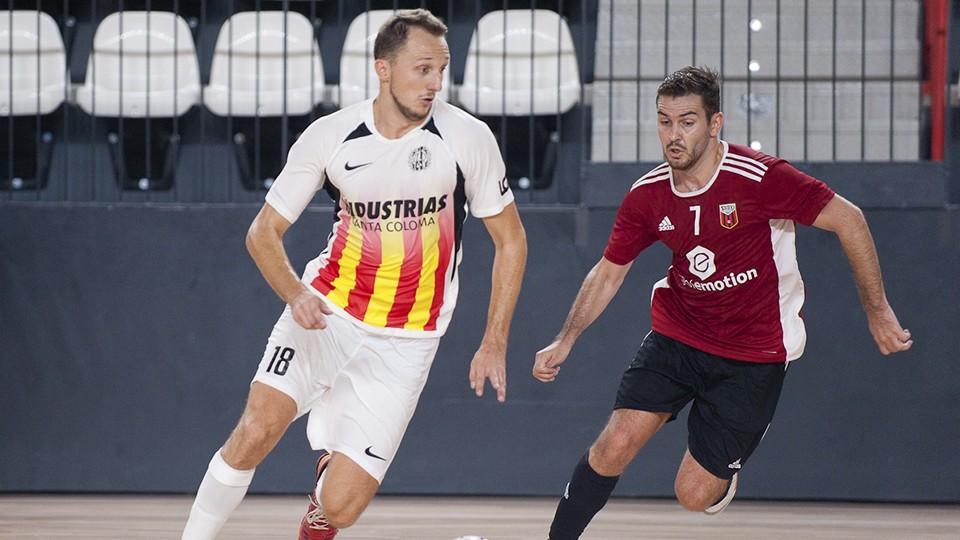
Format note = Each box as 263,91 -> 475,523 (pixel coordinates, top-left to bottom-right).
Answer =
264,122 -> 326,224
759,161 -> 836,226
457,118 -> 514,218
603,186 -> 658,265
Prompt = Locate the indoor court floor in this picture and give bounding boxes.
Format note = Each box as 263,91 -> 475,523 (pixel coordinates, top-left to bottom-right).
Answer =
1,494 -> 958,539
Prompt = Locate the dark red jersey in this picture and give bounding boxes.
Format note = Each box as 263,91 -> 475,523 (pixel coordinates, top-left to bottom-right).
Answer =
604,142 -> 836,363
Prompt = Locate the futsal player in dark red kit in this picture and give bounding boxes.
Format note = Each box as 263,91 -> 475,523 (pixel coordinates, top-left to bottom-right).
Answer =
534,66 -> 912,539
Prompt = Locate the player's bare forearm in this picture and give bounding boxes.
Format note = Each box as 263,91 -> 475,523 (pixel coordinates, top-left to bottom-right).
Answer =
555,257 -> 631,347
471,239 -> 525,401
247,204 -> 305,303
481,229 -> 527,351
813,195 -> 912,354
532,257 -> 630,382
472,205 -> 527,402
478,204 -> 527,353
247,203 -> 331,329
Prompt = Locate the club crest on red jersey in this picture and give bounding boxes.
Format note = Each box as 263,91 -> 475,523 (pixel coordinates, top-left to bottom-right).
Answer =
719,203 -> 738,229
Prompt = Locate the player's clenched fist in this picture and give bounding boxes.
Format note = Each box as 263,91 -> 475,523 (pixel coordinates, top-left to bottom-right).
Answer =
533,340 -> 570,383
290,290 -> 332,330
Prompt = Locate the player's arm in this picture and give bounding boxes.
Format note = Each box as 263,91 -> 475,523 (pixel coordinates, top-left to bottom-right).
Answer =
811,194 -> 912,355
246,202 -> 332,330
469,202 -> 527,403
533,256 -> 633,382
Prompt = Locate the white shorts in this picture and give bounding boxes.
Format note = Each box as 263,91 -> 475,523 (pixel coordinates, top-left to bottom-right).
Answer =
252,305 -> 440,483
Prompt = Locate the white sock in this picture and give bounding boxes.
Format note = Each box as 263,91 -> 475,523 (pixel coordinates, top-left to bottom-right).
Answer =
182,449 -> 255,540
313,465 -> 326,502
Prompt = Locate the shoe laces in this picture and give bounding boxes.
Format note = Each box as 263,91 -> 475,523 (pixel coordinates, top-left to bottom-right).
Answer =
304,499 -> 333,531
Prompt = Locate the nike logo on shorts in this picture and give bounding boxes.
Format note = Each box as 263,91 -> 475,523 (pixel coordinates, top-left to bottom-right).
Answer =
364,446 -> 387,461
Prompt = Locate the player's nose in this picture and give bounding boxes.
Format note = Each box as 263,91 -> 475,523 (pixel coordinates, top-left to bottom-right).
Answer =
427,71 -> 443,92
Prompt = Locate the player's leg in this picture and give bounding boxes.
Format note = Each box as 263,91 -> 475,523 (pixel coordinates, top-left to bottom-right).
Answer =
548,409 -> 670,540
184,306 -> 325,539
182,382 -> 297,539
548,331 -> 690,540
299,322 -> 440,537
674,448 -> 735,512
318,452 -> 380,527
676,352 -> 787,514
589,409 -> 671,475
221,382 -> 299,467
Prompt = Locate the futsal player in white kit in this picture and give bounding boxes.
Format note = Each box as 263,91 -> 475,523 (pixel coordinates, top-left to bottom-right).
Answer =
182,9 -> 526,539
533,66 -> 913,539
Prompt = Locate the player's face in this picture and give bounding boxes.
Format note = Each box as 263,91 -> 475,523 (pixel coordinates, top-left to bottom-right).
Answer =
656,94 -> 722,170
380,28 -> 449,123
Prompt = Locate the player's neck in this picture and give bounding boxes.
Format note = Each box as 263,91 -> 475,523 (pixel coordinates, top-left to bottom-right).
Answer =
671,139 -> 723,192
372,97 -> 423,139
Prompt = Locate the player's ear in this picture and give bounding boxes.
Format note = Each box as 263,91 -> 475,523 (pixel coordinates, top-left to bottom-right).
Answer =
710,111 -> 724,137
375,58 -> 390,83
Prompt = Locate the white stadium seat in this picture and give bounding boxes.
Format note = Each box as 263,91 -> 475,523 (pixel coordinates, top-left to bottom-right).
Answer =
459,9 -> 580,116
0,10 -> 67,116
337,9 -> 450,107
76,11 -> 200,118
204,11 -> 325,117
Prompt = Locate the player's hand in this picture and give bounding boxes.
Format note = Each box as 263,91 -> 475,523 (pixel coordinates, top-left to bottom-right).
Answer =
868,305 -> 913,355
290,290 -> 332,330
533,340 -> 571,382
469,346 -> 506,403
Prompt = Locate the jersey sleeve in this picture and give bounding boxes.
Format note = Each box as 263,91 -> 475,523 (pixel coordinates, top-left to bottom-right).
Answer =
758,161 -> 836,226
603,186 -> 658,265
457,118 -> 514,218
264,122 -> 327,224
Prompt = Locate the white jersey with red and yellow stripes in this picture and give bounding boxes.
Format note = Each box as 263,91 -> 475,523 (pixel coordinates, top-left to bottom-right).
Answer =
265,98 -> 513,338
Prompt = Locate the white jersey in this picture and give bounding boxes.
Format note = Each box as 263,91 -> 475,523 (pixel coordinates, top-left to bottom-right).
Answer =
266,98 -> 514,337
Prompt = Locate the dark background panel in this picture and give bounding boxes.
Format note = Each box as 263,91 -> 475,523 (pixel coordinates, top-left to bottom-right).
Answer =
1,204 -> 957,502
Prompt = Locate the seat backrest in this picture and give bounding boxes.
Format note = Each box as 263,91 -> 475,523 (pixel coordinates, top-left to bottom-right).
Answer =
0,10 -> 67,116
76,11 -> 200,117
460,9 -> 580,116
337,9 -> 450,107
204,11 -> 325,117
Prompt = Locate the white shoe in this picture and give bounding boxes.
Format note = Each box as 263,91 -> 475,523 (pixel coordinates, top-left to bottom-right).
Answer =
703,473 -> 738,516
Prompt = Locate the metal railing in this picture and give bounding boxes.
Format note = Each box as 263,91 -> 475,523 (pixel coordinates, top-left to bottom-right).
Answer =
589,0 -> 942,164
0,0 -> 951,206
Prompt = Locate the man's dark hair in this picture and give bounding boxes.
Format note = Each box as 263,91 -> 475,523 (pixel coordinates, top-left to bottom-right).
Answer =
656,66 -> 722,120
374,9 -> 448,62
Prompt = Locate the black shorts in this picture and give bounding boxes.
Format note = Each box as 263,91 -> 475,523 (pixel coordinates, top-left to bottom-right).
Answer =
615,331 -> 787,480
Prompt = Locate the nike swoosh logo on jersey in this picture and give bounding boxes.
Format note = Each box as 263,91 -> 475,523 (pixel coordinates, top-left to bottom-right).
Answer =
345,161 -> 372,171
364,446 -> 387,461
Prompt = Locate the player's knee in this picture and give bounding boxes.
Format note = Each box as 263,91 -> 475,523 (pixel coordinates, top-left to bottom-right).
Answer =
675,489 -> 712,512
321,497 -> 364,529
242,416 -> 284,446
674,477 -> 717,512
591,432 -> 640,472
223,416 -> 285,468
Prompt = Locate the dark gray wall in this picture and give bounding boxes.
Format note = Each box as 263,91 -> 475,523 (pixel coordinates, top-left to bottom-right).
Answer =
1,202 -> 958,502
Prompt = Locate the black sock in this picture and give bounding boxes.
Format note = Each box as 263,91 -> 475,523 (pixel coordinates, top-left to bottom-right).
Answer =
548,453 -> 620,540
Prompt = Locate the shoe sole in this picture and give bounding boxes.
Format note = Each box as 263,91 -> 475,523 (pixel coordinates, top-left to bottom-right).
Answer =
704,473 -> 738,516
